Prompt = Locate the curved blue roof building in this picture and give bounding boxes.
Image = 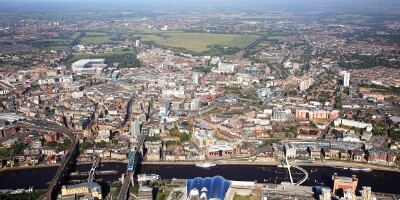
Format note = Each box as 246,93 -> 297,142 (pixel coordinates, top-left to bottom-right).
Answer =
186,176 -> 231,200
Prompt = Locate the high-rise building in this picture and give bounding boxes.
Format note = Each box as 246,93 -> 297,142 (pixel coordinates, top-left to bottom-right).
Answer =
135,40 -> 140,48
190,99 -> 200,110
344,72 -> 350,87
130,121 -> 141,138
192,73 -> 199,85
299,77 -> 314,91
160,100 -> 171,116
212,61 -> 234,73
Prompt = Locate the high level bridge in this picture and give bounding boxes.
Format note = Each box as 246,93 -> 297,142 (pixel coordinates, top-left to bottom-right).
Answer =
13,120 -> 81,200
117,132 -> 147,200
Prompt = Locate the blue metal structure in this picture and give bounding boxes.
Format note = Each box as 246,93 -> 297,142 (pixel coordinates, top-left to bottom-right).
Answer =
127,151 -> 137,172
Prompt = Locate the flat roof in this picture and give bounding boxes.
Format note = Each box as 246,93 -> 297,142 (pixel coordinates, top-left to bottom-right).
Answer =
0,114 -> 25,122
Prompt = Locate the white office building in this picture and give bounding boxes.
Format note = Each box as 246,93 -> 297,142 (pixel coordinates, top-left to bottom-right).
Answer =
192,73 -> 200,85
135,40 -> 140,47
343,72 -> 350,87
130,121 -> 141,138
190,99 -> 200,110
212,61 -> 235,73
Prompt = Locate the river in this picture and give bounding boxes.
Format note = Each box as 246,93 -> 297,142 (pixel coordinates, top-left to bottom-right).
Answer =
1,163 -> 400,195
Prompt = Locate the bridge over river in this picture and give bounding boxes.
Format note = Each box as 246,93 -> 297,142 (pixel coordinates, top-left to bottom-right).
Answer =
117,132 -> 147,200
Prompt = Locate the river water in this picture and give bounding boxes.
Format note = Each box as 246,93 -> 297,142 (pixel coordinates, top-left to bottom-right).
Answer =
1,163 -> 400,195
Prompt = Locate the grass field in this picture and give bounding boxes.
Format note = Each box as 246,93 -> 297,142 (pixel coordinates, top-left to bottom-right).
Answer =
134,32 -> 260,52
45,46 -> 68,51
28,38 -> 71,51
250,41 -> 269,52
85,31 -> 110,36
266,36 -> 284,41
69,47 -> 133,60
81,26 -> 260,53
70,32 -> 81,40
36,39 -> 70,42
67,47 -> 136,65
80,35 -> 116,45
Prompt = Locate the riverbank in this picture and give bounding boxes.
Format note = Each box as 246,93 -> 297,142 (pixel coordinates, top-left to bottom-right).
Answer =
306,160 -> 400,173
98,159 -> 400,173
0,164 -> 60,172
217,159 -> 400,173
1,159 -> 399,173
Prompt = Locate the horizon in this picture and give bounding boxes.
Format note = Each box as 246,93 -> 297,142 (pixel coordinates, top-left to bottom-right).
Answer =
1,0 -> 400,12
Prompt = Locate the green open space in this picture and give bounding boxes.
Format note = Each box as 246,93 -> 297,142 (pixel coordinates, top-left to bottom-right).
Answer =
79,35 -> 117,45
134,31 -> 260,52
26,38 -> 72,51
44,46 -> 69,51
266,36 -> 284,41
66,47 -> 140,68
69,47 -> 134,61
70,32 -> 81,40
85,25 -> 260,53
85,31 -> 110,36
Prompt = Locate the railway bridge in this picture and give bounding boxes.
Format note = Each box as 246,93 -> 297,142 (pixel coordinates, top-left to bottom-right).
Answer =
15,121 -> 81,200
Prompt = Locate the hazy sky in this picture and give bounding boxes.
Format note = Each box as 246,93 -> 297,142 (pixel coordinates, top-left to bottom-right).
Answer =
0,0 -> 399,12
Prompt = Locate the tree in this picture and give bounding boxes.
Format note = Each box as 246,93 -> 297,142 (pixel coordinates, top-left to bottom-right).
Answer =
95,141 -> 107,148
181,121 -> 189,126
81,142 -> 94,150
63,139 -> 72,148
310,122 -> 317,128
46,141 -> 58,148
372,125 -> 387,136
11,143 -> 25,155
169,128 -> 180,137
180,133 -> 191,142
335,101 -> 343,109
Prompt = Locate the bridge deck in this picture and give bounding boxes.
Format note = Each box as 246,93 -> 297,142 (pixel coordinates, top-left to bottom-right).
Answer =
88,156 -> 100,182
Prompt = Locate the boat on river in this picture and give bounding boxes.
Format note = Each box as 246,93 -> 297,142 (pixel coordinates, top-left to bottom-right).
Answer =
195,162 -> 216,168
350,167 -> 372,172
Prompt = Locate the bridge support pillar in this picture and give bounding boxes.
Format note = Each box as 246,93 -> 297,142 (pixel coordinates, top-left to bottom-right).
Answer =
130,173 -> 134,186
121,174 -> 125,183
